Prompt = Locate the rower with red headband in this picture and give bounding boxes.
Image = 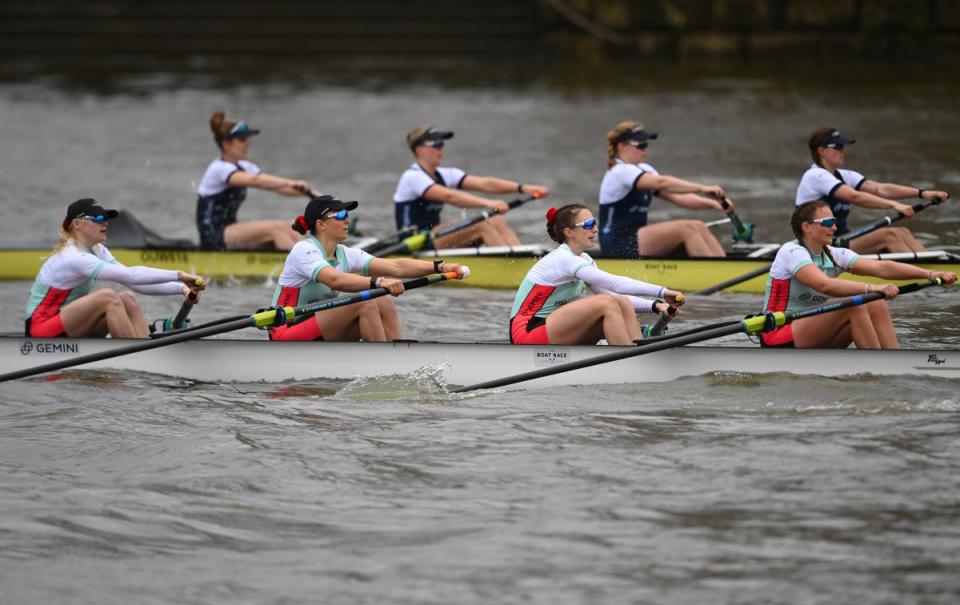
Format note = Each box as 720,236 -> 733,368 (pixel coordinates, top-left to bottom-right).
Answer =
509,203 -> 684,346
25,198 -> 205,339
268,195 -> 469,342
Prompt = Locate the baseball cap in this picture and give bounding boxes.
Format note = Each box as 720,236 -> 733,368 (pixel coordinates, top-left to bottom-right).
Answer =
62,198 -> 119,230
407,126 -> 454,149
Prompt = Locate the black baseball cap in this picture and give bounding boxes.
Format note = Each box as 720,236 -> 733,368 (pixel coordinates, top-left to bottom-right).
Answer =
62,198 -> 119,230
304,195 -> 359,224
814,129 -> 855,149
225,121 -> 260,139
407,126 -> 454,149
613,125 -> 658,146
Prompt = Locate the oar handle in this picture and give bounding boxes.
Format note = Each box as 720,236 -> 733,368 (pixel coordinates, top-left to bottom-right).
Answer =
171,279 -> 204,329
719,197 -> 753,242
642,295 -> 683,338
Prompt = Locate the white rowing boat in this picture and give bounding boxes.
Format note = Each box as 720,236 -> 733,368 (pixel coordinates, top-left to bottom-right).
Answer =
4,335 -> 958,388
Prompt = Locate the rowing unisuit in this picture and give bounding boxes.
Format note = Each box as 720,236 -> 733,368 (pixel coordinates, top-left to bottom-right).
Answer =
25,242 -> 185,337
196,157 -> 261,249
598,158 -> 659,257
759,240 -> 860,346
510,243 -> 665,345
393,162 -> 467,232
268,235 -> 374,340
795,163 -> 865,237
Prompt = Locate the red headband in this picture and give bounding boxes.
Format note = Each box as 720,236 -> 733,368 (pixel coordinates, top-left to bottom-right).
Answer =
545,207 -> 558,226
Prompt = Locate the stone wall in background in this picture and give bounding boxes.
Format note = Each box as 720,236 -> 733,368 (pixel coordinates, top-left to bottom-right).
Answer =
2,0 -> 957,76
540,0 -> 960,63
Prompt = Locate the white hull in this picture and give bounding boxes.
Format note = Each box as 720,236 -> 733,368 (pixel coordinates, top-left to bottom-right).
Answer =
4,336 -> 959,388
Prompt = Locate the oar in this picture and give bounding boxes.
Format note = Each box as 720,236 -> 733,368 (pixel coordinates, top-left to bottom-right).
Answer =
641,294 -> 684,338
695,197 -> 944,296
369,194 -> 539,257
1,272 -> 461,383
149,279 -> 205,335
453,279 -> 943,392
833,196 -> 944,247
720,197 -> 754,243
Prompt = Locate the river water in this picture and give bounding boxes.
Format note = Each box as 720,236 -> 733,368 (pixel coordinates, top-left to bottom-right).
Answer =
1,63 -> 959,603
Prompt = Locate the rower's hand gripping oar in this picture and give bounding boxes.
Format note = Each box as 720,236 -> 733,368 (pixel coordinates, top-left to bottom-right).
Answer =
150,279 -> 205,335
453,278 -> 945,392
370,194 -> 540,257
833,196 -> 945,247
696,197 -> 945,296
0,272 -> 463,383
640,294 -> 684,339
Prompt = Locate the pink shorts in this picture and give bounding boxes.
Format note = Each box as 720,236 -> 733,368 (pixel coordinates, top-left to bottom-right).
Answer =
269,318 -> 323,341
27,314 -> 67,338
510,315 -> 549,345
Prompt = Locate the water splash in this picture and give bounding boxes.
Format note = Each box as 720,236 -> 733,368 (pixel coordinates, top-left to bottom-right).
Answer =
333,364 -> 453,402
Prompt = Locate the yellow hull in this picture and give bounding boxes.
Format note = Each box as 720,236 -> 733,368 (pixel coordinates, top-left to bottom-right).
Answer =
3,248 -> 956,293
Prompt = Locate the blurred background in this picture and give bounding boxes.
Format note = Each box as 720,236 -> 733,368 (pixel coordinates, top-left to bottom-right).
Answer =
1,0 -> 958,248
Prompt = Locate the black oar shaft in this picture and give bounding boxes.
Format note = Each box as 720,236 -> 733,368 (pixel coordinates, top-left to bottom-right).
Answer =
695,264 -> 771,295
833,198 -> 941,247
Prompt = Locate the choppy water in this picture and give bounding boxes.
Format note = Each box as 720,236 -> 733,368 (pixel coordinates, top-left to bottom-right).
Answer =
2,63 -> 960,603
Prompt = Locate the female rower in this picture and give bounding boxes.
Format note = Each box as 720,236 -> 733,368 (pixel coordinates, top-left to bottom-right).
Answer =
510,203 -> 684,346
25,198 -> 205,339
599,121 -> 731,258
392,126 -> 551,248
196,111 -> 321,251
796,127 -> 950,253
269,195 -> 469,342
760,201 -> 956,349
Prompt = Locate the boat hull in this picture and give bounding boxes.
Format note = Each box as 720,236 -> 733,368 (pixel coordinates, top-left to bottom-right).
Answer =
3,247 -> 957,293
5,337 -> 958,387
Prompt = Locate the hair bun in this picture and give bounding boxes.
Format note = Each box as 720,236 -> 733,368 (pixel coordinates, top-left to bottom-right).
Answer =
545,207 -> 558,226
291,215 -> 309,235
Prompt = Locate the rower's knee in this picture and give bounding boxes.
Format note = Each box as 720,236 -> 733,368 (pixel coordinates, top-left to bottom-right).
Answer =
118,291 -> 142,313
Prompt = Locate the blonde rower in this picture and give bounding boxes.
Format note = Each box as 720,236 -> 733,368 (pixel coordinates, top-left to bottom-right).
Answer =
26,198 -> 204,339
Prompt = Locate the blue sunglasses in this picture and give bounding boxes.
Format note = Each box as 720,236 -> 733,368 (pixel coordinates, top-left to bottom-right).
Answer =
574,218 -> 597,230
809,217 -> 838,228
323,209 -> 349,221
79,214 -> 109,224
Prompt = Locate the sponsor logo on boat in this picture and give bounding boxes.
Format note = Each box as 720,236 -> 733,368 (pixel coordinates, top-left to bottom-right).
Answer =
140,250 -> 192,263
928,354 -> 946,366
19,340 -> 78,355
533,349 -> 568,367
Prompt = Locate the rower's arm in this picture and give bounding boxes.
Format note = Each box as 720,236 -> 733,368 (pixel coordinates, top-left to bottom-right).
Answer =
657,190 -> 727,211
228,171 -> 317,197
834,184 -> 914,214
423,184 -> 507,211
794,264 -> 875,298
861,180 -> 948,201
315,265 -> 382,292
368,257 -> 464,278
460,175 -> 551,198
849,258 -> 957,284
